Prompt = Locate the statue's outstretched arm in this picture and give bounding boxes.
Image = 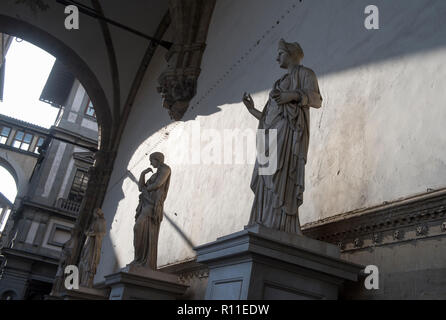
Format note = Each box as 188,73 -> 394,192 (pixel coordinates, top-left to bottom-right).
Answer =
243,92 -> 262,120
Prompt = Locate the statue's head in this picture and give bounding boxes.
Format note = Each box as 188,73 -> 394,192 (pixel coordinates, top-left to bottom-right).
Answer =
150,152 -> 165,168
277,39 -> 304,69
95,208 -> 104,218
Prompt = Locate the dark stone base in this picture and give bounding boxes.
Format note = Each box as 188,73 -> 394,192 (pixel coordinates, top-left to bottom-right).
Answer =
61,286 -> 109,300
195,224 -> 364,300
104,265 -> 189,300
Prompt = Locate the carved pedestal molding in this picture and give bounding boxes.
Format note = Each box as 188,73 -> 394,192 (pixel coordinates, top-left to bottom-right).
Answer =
61,287 -> 109,300
105,265 -> 188,300
158,0 -> 216,120
196,224 -> 363,300
303,189 -> 446,252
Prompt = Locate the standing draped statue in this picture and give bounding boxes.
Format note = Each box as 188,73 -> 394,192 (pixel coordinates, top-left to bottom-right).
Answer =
243,39 -> 323,235
131,152 -> 171,270
78,208 -> 106,287
51,229 -> 74,295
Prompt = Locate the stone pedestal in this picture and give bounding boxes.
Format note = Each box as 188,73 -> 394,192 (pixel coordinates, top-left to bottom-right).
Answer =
45,294 -> 64,300
62,286 -> 109,300
104,265 -> 189,300
195,224 -> 364,300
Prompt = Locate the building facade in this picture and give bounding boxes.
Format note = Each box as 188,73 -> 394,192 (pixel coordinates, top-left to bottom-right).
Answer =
0,61 -> 98,300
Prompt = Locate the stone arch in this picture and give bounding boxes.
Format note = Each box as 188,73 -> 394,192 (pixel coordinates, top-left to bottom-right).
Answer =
0,290 -> 18,300
0,156 -> 22,201
0,14 -> 113,151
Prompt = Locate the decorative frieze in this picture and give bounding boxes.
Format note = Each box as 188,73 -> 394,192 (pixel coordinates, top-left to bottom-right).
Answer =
302,189 -> 446,252
416,225 -> 429,236
160,259 -> 209,284
393,230 -> 403,241
178,269 -> 209,284
372,233 -> 381,244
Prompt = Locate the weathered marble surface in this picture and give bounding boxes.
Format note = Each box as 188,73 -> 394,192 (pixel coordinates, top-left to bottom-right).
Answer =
131,152 -> 171,270
50,229 -> 74,296
244,39 -> 322,234
79,208 -> 106,287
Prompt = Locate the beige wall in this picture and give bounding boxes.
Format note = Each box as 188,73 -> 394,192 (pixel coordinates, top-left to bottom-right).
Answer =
0,150 -> 36,199
95,0 -> 446,282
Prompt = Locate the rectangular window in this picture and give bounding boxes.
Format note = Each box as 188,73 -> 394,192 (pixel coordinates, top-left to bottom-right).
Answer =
34,137 -> 45,154
0,126 -> 11,144
68,169 -> 89,203
12,131 -> 33,151
84,99 -> 96,118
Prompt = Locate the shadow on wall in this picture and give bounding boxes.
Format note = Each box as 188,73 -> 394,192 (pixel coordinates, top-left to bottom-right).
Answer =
98,0 -> 446,276
181,0 -> 446,119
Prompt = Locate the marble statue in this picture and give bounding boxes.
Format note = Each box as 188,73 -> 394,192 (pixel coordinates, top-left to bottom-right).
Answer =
78,208 -> 106,287
51,229 -> 74,295
243,39 -> 323,235
131,152 -> 171,270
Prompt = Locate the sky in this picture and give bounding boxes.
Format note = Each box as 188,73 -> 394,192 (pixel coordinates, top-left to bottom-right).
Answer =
1,38 -> 58,128
0,166 -> 16,202
0,38 -> 57,202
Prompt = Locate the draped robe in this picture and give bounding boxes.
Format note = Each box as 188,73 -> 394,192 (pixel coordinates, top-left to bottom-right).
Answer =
79,214 -> 106,287
133,165 -> 171,270
249,65 -> 322,234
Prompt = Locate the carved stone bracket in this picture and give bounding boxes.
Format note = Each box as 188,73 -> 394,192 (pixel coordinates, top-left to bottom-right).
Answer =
158,0 -> 216,121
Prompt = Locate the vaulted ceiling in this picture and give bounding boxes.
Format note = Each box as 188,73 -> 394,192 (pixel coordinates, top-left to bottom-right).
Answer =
0,0 -> 170,149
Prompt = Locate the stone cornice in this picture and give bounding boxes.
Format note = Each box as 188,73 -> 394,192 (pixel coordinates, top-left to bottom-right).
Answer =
21,200 -> 78,221
0,143 -> 40,158
302,189 -> 446,252
1,247 -> 59,266
0,114 -> 49,135
160,259 -> 209,284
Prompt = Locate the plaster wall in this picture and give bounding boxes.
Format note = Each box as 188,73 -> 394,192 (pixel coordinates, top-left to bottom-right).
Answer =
341,237 -> 446,299
96,0 -> 446,281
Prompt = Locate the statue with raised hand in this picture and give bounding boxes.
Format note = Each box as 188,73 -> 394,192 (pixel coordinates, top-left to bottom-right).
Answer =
243,39 -> 323,235
131,152 -> 171,270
